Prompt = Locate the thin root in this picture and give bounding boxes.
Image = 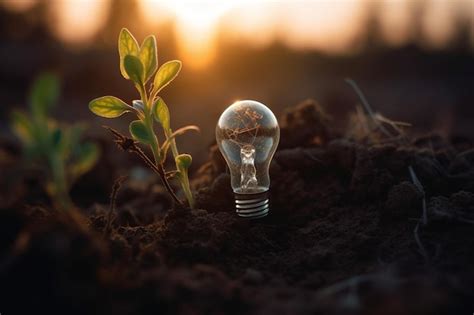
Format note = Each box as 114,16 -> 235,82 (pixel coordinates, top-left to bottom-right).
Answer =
104,175 -> 127,238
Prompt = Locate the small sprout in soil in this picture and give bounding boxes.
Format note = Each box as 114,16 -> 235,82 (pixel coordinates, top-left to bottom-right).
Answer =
11,73 -> 99,210
89,28 -> 198,208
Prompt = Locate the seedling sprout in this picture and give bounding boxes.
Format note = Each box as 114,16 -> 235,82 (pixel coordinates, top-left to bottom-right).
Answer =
11,73 -> 99,210
89,28 -> 198,208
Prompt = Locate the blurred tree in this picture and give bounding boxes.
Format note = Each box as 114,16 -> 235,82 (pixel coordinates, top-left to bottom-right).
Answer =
451,5 -> 472,52
408,0 -> 427,45
363,0 -> 385,51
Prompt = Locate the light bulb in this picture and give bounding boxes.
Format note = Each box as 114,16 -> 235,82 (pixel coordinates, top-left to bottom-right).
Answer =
216,100 -> 280,218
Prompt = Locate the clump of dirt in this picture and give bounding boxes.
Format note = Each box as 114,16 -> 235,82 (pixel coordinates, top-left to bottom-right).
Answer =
1,99 -> 474,314
279,99 -> 333,148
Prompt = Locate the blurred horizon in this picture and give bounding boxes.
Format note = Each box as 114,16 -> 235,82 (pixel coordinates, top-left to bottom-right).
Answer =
1,0 -> 473,166
1,0 -> 473,69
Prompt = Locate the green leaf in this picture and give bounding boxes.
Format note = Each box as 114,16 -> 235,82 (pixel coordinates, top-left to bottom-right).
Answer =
118,28 -> 140,79
139,35 -> 158,83
152,60 -> 182,95
152,97 -> 170,131
89,96 -> 131,118
29,73 -> 60,118
70,142 -> 100,181
176,153 -> 192,173
129,120 -> 154,145
160,125 -> 199,160
124,55 -> 144,85
11,110 -> 33,143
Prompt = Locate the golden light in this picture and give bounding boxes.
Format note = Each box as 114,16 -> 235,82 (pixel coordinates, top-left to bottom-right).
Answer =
220,2 -> 278,49
379,0 -> 412,46
48,0 -> 110,46
138,0 -> 174,26
139,0 -> 240,69
422,0 -> 457,48
274,1 -> 364,52
7,0 -> 469,66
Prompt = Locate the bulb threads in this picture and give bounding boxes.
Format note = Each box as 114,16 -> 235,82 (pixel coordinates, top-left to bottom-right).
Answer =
234,191 -> 269,219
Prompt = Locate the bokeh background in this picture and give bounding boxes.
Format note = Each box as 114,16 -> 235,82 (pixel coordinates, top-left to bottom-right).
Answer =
1,0 -> 473,165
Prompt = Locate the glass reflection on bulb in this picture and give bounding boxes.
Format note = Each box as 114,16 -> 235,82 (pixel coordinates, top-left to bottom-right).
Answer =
216,100 -> 280,218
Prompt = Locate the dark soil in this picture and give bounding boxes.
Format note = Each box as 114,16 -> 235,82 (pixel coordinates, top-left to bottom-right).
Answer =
1,100 -> 474,314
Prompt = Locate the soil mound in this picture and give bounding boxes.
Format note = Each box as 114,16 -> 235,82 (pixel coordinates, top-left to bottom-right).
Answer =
1,99 -> 474,314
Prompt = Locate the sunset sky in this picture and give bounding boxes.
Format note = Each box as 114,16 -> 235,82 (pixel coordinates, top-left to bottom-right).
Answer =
2,0 -> 473,68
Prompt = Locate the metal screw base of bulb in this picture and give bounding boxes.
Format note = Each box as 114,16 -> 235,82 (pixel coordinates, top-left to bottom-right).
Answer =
234,191 -> 269,219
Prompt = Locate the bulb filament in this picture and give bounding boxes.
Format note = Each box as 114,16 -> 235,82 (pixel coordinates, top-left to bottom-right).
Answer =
240,144 -> 258,191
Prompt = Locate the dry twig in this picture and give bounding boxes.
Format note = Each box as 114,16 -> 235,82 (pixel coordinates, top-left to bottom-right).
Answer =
103,126 -> 183,206
104,175 -> 127,237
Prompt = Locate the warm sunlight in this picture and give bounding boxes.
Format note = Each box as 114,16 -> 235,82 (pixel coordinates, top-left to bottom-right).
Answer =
139,0 -> 240,69
4,0 -> 470,66
48,0 -> 110,46
222,1 -> 364,52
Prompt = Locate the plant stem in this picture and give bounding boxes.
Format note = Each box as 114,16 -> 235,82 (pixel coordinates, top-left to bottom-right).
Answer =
138,84 -> 148,109
157,163 -> 183,206
179,168 -> 194,208
146,117 -> 161,164
132,83 -> 187,208
166,129 -> 195,208
167,131 -> 179,157
141,84 -> 183,206
147,131 -> 182,206
130,138 -> 183,206
49,154 -> 73,211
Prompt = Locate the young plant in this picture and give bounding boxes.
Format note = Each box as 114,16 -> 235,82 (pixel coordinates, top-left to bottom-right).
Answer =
11,73 -> 99,210
89,28 -> 198,208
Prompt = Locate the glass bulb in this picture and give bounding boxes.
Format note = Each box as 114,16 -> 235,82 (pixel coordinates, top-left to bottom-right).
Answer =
216,100 -> 280,218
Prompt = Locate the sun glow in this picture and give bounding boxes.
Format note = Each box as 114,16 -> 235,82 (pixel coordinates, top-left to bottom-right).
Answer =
4,0 -> 470,68
138,0 -> 366,68
48,0 -> 110,46
140,1 -> 240,69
